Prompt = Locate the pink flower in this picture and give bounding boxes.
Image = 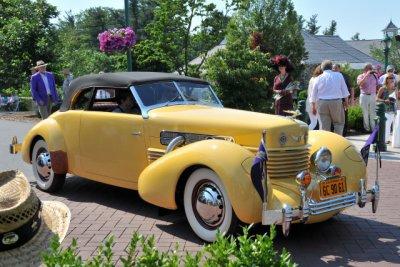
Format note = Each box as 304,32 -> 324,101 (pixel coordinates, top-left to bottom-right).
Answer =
98,27 -> 137,53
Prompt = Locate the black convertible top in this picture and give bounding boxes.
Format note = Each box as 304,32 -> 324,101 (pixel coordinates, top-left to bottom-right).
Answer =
61,72 -> 207,111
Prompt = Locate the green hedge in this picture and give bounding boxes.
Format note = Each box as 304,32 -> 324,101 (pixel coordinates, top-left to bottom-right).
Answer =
347,105 -> 364,132
42,225 -> 296,267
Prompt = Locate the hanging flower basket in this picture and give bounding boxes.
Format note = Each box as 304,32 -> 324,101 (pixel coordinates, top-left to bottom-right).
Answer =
98,27 -> 137,53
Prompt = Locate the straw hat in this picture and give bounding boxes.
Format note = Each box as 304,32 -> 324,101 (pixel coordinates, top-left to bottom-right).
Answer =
34,60 -> 48,70
0,170 -> 70,266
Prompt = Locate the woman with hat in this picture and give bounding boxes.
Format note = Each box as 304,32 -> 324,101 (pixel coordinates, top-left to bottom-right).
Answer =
271,55 -> 295,116
0,170 -> 70,266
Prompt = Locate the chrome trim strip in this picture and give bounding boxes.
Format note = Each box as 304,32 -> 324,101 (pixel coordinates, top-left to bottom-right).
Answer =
309,193 -> 356,215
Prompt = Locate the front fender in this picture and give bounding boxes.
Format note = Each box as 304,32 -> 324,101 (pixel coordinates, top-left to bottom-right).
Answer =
138,140 -> 262,224
21,118 -> 67,172
308,130 -> 366,192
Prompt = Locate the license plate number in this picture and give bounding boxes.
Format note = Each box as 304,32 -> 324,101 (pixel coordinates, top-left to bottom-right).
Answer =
319,177 -> 347,199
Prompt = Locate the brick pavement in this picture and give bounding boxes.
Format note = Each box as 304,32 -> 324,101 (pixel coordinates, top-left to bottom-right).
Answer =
33,160 -> 400,266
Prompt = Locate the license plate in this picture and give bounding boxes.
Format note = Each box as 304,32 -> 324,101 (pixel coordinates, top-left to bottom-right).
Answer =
319,177 -> 347,199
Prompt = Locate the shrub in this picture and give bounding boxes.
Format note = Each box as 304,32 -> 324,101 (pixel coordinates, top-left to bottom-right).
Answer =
42,225 -> 297,267
347,105 -> 364,132
297,90 -> 307,101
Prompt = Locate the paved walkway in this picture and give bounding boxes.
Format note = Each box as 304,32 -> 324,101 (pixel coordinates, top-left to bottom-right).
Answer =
1,118 -> 399,266
347,134 -> 400,162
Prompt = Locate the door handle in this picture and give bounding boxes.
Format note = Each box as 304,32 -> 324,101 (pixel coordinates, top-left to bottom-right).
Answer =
131,131 -> 141,136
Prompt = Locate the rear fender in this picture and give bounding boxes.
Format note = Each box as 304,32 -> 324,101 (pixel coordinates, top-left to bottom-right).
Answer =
138,139 -> 263,223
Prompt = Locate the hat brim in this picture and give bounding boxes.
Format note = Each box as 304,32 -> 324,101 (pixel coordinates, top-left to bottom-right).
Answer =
0,201 -> 71,266
34,64 -> 48,69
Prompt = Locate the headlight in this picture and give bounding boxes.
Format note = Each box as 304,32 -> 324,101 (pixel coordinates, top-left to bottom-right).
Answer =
313,147 -> 332,173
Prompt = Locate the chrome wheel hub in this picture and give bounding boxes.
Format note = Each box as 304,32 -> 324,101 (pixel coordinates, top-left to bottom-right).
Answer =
36,151 -> 52,180
193,181 -> 225,229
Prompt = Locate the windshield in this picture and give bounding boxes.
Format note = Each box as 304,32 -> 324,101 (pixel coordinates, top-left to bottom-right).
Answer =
133,81 -> 221,108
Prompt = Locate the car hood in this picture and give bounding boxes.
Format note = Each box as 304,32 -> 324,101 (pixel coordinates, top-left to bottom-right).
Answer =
147,105 -> 308,148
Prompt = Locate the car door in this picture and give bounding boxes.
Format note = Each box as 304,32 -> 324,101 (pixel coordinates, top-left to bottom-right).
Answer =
79,88 -> 147,187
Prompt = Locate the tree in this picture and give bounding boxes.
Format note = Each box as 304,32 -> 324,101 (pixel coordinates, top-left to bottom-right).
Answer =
0,0 -> 58,89
54,8 -> 127,78
351,32 -> 360,41
75,7 -> 125,48
134,0 -> 236,74
203,39 -> 272,112
225,0 -> 307,78
323,20 -> 337,35
203,0 -> 307,113
371,38 -> 400,70
305,14 -> 320,35
130,0 -> 158,40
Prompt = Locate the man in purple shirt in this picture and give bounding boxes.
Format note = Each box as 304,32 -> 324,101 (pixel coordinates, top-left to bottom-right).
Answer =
30,60 -> 59,119
357,63 -> 379,132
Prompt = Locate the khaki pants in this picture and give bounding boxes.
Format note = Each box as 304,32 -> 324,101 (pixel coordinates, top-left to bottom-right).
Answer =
359,94 -> 376,131
37,95 -> 52,119
317,99 -> 345,135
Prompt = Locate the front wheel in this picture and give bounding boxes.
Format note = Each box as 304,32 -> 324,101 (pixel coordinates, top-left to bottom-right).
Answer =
32,139 -> 66,192
183,168 -> 238,242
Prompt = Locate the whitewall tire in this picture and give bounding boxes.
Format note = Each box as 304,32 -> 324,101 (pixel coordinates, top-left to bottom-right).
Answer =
32,139 -> 66,192
183,168 -> 237,242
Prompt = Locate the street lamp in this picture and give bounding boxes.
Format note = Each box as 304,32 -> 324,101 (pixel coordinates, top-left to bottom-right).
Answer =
383,34 -> 392,71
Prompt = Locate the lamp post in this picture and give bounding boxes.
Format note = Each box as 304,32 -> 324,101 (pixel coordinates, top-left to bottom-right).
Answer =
383,34 -> 392,71
124,0 -> 132,71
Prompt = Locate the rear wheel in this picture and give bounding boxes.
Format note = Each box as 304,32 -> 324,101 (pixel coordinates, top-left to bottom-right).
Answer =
32,139 -> 66,192
183,168 -> 238,242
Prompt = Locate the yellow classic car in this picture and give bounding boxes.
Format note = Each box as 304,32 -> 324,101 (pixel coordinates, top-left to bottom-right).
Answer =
10,72 -> 379,242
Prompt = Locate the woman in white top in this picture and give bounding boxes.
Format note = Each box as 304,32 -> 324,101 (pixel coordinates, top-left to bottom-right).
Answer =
306,65 -> 323,130
392,86 -> 400,148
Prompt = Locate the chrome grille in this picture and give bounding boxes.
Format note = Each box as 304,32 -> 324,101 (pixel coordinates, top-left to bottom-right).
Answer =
267,146 -> 309,179
147,148 -> 165,163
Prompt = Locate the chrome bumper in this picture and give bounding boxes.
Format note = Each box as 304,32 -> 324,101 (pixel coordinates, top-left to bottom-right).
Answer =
262,179 -> 380,236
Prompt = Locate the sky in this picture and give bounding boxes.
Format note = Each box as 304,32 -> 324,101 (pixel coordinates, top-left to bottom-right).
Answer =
47,0 -> 399,40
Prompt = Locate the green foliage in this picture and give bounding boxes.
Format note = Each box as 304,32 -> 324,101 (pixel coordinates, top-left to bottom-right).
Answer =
298,90 -> 307,101
203,0 -> 306,113
347,105 -> 364,132
130,0 -> 158,41
305,14 -> 320,35
203,41 -> 272,112
42,225 -> 296,266
134,0 -> 235,75
54,9 -> 128,78
0,0 -> 58,89
371,38 -> 400,71
322,20 -> 337,35
351,32 -> 360,41
340,64 -> 362,97
41,235 -> 84,266
75,7 -> 125,48
226,0 -> 306,79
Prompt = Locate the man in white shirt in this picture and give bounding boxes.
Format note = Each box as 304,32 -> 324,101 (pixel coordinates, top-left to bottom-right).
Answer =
311,60 -> 350,135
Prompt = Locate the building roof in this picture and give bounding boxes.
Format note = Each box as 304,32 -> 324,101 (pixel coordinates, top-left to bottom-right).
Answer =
189,38 -> 227,65
346,39 -> 382,58
384,20 -> 398,31
302,31 -> 382,68
189,32 -> 382,69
